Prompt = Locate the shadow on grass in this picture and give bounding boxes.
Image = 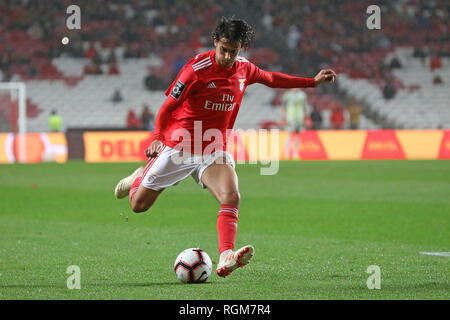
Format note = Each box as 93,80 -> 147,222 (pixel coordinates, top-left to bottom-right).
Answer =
0,281 -> 218,289
92,282 -> 217,287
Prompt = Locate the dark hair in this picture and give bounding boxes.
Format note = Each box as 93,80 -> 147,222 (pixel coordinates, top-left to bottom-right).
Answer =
211,16 -> 255,49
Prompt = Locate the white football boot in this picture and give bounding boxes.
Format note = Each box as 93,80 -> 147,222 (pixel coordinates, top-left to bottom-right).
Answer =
216,245 -> 255,278
114,166 -> 144,199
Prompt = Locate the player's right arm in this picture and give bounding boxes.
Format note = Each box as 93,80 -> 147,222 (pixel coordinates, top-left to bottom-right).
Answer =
145,98 -> 176,158
145,64 -> 197,158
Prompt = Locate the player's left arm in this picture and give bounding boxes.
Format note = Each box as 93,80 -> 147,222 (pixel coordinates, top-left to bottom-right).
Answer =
313,69 -> 336,87
249,66 -> 336,88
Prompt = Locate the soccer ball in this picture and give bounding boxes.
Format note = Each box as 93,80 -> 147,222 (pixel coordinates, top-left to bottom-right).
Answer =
174,248 -> 212,283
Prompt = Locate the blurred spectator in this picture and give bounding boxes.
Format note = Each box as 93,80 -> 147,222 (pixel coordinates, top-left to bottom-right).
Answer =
429,55 -> 442,71
330,106 -> 345,130
413,47 -> 428,65
310,107 -> 323,130
144,73 -> 167,90
286,25 -> 301,51
126,109 -> 142,128
282,89 -> 307,156
48,110 -> 62,132
433,74 -> 444,85
111,89 -> 123,103
27,21 -> 44,40
383,81 -> 396,100
106,49 -> 118,64
347,98 -> 362,130
123,44 -> 140,59
141,104 -> 155,130
1,69 -> 12,82
85,42 -> 99,60
84,60 -> 102,75
0,53 -> 12,79
378,62 -> 389,79
68,41 -> 85,58
389,55 -> 402,69
27,63 -> 39,77
262,12 -> 273,31
92,53 -> 103,67
108,61 -> 120,75
173,55 -> 186,75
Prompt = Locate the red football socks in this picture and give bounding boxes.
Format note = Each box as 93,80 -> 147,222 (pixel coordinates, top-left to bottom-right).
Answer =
217,204 -> 239,254
129,176 -> 143,203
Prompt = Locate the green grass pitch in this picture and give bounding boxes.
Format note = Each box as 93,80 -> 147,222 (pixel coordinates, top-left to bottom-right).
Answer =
0,160 -> 449,299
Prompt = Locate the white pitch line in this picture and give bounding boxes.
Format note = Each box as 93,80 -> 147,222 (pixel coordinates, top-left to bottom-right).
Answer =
419,252 -> 450,257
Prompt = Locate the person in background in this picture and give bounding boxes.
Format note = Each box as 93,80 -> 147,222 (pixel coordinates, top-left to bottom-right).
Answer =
83,59 -> 102,75
85,42 -> 98,60
282,88 -> 307,159
429,54 -> 442,73
430,53 -> 443,85
330,105 -> 345,130
382,81 -> 396,100
111,88 -> 123,103
109,61 -> 120,75
347,98 -> 362,130
433,74 -> 444,85
48,109 -> 62,132
126,109 -> 142,128
310,106 -> 323,130
141,104 -> 155,130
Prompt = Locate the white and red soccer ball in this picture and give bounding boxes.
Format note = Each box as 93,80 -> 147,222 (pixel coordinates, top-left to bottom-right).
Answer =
174,248 -> 212,283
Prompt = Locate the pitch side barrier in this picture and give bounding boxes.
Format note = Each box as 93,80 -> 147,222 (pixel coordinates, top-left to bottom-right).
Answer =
0,129 -> 449,163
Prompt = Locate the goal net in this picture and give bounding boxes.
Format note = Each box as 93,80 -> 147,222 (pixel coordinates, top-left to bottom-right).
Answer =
0,82 -> 27,163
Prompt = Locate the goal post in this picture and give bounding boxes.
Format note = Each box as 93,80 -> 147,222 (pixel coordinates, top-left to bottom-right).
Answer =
0,82 -> 27,163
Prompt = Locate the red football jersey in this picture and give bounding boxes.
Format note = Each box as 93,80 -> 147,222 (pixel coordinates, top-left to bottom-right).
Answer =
155,50 -> 315,154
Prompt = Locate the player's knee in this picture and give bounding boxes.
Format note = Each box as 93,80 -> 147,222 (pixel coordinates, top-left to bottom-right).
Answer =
218,190 -> 241,207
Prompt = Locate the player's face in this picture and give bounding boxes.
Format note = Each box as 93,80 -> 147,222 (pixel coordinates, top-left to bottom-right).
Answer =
214,38 -> 241,69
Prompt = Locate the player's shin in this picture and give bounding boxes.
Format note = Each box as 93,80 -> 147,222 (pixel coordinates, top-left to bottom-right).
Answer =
217,204 -> 239,255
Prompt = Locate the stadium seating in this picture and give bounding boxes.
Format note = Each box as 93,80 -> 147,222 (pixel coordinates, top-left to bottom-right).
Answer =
0,0 -> 447,132
19,59 -> 381,132
337,48 -> 450,129
15,62 -> 284,132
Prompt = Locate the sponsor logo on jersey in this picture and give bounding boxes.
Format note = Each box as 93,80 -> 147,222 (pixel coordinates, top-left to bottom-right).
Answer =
204,94 -> 235,112
204,100 -> 236,112
170,80 -> 186,100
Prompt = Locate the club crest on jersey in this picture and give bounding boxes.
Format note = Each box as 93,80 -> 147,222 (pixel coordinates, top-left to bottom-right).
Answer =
170,80 -> 186,100
238,77 -> 246,91
147,172 -> 156,183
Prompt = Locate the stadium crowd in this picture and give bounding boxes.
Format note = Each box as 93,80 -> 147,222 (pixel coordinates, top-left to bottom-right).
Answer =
0,0 -> 448,130
1,0 -> 448,78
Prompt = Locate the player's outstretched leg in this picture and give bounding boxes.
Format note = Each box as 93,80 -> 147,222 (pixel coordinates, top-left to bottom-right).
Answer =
201,159 -> 255,278
114,166 -> 144,199
216,245 -> 255,278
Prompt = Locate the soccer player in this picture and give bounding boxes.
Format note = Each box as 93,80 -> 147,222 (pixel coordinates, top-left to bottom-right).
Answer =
114,17 -> 336,278
282,88 -> 308,160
